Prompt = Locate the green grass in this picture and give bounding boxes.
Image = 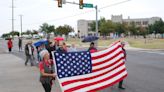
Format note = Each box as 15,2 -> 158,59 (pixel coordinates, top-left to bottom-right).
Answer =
125,38 -> 164,49
26,38 -> 164,49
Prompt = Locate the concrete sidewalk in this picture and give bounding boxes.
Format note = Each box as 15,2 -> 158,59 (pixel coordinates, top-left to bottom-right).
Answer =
0,54 -> 44,92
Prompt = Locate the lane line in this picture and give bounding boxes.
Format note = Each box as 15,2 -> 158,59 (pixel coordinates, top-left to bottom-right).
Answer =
137,50 -> 164,55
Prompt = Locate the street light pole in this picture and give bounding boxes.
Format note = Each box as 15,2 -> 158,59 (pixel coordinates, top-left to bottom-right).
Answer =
95,5 -> 98,47
95,5 -> 98,36
11,0 -> 15,38
19,15 -> 23,37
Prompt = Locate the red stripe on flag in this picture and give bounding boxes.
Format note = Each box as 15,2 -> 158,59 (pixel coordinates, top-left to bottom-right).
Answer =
87,74 -> 127,92
92,57 -> 124,72
92,45 -> 122,60
92,51 -> 123,67
62,62 -> 125,86
64,68 -> 126,92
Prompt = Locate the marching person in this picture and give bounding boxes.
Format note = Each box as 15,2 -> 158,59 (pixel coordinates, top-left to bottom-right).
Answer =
118,42 -> 127,90
88,42 -> 97,53
7,38 -> 13,53
24,41 -> 34,66
18,37 -> 22,51
68,44 -> 77,52
39,50 -> 56,92
46,42 -> 56,59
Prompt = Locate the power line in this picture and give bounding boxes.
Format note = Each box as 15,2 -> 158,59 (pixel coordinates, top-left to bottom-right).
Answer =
14,0 -> 131,27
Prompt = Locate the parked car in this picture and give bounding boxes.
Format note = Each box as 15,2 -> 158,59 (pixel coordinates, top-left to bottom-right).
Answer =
33,35 -> 40,39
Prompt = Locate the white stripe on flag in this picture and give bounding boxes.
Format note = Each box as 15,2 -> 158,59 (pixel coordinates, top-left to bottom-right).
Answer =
73,71 -> 127,92
60,60 -> 123,83
92,54 -> 124,70
62,65 -> 126,90
91,42 -> 121,57
92,48 -> 122,64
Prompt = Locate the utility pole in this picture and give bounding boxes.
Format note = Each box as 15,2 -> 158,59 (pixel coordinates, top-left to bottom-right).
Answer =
19,15 -> 23,37
11,0 -> 15,38
95,5 -> 98,37
95,5 -> 98,47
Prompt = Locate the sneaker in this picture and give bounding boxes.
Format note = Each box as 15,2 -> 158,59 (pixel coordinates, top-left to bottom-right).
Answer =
118,86 -> 125,90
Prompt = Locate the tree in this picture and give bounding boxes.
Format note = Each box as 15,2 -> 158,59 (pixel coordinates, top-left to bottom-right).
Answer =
99,19 -> 116,37
32,30 -> 38,35
129,21 -> 137,38
148,19 -> 164,38
56,25 -> 74,40
115,23 -> 126,36
39,23 -> 55,39
1,33 -> 10,38
9,31 -> 20,37
89,17 -> 106,32
26,30 -> 32,35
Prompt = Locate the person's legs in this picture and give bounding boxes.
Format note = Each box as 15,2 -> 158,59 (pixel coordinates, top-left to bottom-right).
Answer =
25,55 -> 29,66
42,83 -> 51,92
29,55 -> 34,66
118,80 -> 125,89
9,48 -> 11,52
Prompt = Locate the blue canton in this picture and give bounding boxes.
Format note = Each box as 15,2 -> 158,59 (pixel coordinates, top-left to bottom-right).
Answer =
54,51 -> 92,79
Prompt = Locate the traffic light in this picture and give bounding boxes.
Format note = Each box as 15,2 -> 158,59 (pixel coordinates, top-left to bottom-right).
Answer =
79,0 -> 83,9
58,0 -> 62,8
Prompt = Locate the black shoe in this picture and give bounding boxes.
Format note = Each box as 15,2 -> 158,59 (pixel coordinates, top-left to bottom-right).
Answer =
118,86 -> 125,90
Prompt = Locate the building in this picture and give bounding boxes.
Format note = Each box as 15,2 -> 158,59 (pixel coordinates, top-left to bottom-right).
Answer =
77,15 -> 161,36
77,19 -> 96,37
111,15 -> 161,27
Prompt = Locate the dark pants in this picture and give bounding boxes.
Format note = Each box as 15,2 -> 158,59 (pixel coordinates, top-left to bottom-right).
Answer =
42,83 -> 51,92
19,45 -> 22,51
8,48 -> 12,52
25,55 -> 33,66
118,80 -> 123,87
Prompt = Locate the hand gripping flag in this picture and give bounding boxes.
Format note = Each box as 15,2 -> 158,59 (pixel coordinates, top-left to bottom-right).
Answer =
53,41 -> 128,92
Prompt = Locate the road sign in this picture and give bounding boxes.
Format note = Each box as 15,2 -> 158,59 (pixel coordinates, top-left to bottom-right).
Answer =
83,3 -> 93,8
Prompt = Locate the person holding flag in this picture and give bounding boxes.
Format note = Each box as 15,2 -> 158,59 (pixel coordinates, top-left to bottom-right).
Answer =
118,41 -> 127,90
39,50 -> 56,92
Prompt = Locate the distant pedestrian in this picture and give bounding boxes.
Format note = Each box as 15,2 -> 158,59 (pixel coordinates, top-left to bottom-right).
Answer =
68,44 -> 77,52
54,40 -> 59,50
37,43 -> 47,62
56,42 -> 67,53
62,42 -> 67,52
88,42 -> 97,53
18,37 -> 22,51
24,41 -> 34,66
118,42 -> 126,90
7,38 -> 13,52
39,50 -> 55,92
46,42 -> 55,59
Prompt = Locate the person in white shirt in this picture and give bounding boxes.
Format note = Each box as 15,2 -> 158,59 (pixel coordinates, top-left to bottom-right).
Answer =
68,44 -> 77,52
25,41 -> 34,66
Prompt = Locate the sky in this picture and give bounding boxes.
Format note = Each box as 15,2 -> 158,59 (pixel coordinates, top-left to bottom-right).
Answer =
0,0 -> 164,36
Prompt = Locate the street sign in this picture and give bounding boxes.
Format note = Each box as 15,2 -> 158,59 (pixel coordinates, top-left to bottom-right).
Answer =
83,3 -> 93,8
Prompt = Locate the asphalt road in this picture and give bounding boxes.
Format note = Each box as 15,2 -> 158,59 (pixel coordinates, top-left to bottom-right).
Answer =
0,39 -> 164,92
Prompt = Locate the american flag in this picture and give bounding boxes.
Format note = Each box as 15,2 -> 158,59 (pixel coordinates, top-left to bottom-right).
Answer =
53,41 -> 128,92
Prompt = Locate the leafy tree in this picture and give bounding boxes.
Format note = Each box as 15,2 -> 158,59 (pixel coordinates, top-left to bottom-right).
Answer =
26,30 -> 32,35
148,19 -> 164,38
39,23 -> 55,39
129,21 -> 137,38
115,23 -> 126,36
32,30 -> 38,35
1,33 -> 10,38
39,23 -> 55,34
56,25 -> 73,35
9,31 -> 20,37
89,17 -> 106,32
99,20 -> 116,37
56,25 -> 74,41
